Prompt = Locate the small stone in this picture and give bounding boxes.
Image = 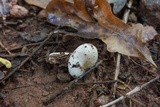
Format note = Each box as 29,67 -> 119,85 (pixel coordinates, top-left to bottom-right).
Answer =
10,5 -> 28,18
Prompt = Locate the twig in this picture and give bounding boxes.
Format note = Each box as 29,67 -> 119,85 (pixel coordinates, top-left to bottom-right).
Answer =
100,75 -> 160,107
0,53 -> 28,58
0,42 -> 61,53
76,60 -> 103,81
75,80 -> 117,85
112,54 -> 121,97
130,58 -> 160,75
0,42 -> 12,55
112,0 -> 133,97
130,58 -> 155,73
122,0 -> 133,23
0,31 -> 54,83
127,96 -> 146,107
42,60 -> 103,106
30,32 -> 54,57
0,57 -> 29,83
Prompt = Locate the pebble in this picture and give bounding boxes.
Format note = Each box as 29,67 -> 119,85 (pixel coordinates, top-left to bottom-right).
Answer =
10,5 -> 28,18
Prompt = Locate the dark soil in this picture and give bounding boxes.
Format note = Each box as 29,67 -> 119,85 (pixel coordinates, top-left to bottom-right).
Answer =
0,1 -> 160,107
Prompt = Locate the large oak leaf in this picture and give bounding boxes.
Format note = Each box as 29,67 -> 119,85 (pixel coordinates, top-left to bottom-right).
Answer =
46,0 -> 158,67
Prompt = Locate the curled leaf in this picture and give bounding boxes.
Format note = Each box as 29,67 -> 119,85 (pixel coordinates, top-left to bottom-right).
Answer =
46,0 -> 157,68
99,30 -> 157,67
129,24 -> 157,43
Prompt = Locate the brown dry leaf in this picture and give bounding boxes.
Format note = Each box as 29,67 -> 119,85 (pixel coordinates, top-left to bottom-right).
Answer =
25,0 -> 51,9
24,0 -> 126,13
46,0 -> 158,68
100,23 -> 157,67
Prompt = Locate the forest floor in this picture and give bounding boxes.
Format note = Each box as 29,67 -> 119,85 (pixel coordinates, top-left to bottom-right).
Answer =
0,0 -> 160,107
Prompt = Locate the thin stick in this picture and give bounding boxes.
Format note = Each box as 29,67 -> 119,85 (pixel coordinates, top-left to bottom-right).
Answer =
112,54 -> 121,97
100,75 -> 160,107
76,60 -> 103,81
130,58 -> 155,73
0,42 -> 61,53
112,0 -> 133,97
0,53 -> 28,58
75,80 -> 117,85
122,0 -> 133,23
42,60 -> 103,106
0,42 -> 12,55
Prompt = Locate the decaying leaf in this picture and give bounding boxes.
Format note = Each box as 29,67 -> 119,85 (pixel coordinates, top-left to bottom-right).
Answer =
20,32 -> 47,42
24,0 -> 126,13
46,0 -> 158,68
25,0 -> 51,9
100,23 -> 157,67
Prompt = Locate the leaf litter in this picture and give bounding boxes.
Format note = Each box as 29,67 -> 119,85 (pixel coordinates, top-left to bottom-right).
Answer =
0,0 -> 159,107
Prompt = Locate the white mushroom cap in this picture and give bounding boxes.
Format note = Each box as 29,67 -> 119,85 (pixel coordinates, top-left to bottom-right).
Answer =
68,43 -> 98,78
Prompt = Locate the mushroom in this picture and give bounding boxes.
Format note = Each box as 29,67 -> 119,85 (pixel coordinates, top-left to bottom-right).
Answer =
68,43 -> 98,78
